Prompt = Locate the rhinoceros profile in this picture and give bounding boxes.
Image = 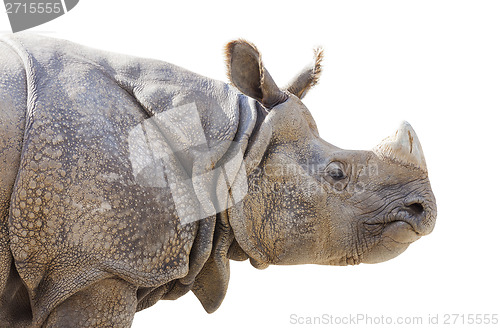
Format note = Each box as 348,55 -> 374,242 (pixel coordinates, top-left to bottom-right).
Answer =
0,35 -> 436,327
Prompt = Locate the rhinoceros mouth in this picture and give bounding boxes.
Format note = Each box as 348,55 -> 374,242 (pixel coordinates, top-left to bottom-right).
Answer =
360,220 -> 421,264
381,220 -> 421,244
364,218 -> 421,244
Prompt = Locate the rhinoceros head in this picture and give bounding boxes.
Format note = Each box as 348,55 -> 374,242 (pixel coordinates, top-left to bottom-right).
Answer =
225,40 -> 437,268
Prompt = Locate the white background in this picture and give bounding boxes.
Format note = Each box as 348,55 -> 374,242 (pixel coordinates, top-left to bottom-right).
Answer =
2,1 -> 499,327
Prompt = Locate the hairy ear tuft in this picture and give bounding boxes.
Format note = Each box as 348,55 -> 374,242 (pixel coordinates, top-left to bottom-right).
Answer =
286,47 -> 324,99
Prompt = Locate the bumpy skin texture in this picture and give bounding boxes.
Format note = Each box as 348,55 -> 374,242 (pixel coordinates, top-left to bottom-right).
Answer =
0,41 -> 28,326
43,278 -> 137,327
0,35 -> 437,327
0,34 -> 255,327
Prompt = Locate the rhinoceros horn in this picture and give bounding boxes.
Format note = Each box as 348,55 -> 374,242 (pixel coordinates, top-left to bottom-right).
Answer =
373,121 -> 427,172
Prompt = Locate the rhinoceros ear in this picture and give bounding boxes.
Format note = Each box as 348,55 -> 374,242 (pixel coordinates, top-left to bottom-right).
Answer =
225,40 -> 287,109
286,47 -> 324,99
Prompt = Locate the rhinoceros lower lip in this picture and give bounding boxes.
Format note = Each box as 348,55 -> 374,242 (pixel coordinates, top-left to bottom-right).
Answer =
364,219 -> 420,244
382,221 -> 421,244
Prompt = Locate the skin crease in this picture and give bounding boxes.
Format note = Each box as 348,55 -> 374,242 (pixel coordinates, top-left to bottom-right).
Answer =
0,36 -> 437,327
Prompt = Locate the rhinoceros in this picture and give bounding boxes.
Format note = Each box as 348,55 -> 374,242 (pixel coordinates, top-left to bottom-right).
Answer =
0,34 -> 436,327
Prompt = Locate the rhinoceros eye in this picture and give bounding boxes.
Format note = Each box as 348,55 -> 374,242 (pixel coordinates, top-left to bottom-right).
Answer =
322,162 -> 347,184
329,168 -> 345,180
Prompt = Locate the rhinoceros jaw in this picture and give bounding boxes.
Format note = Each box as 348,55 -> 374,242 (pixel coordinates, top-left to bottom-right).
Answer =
373,121 -> 427,172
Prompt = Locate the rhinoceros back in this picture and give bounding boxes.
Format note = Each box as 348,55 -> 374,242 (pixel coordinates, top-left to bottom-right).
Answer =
1,34 -> 251,326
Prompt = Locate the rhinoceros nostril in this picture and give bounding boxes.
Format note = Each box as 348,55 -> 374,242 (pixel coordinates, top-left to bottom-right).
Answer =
405,202 -> 425,217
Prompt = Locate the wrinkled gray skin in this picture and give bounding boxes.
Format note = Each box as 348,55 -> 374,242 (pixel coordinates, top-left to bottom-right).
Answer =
0,35 -> 436,327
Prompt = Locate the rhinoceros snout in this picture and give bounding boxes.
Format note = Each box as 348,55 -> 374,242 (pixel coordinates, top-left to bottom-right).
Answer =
400,194 -> 437,236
